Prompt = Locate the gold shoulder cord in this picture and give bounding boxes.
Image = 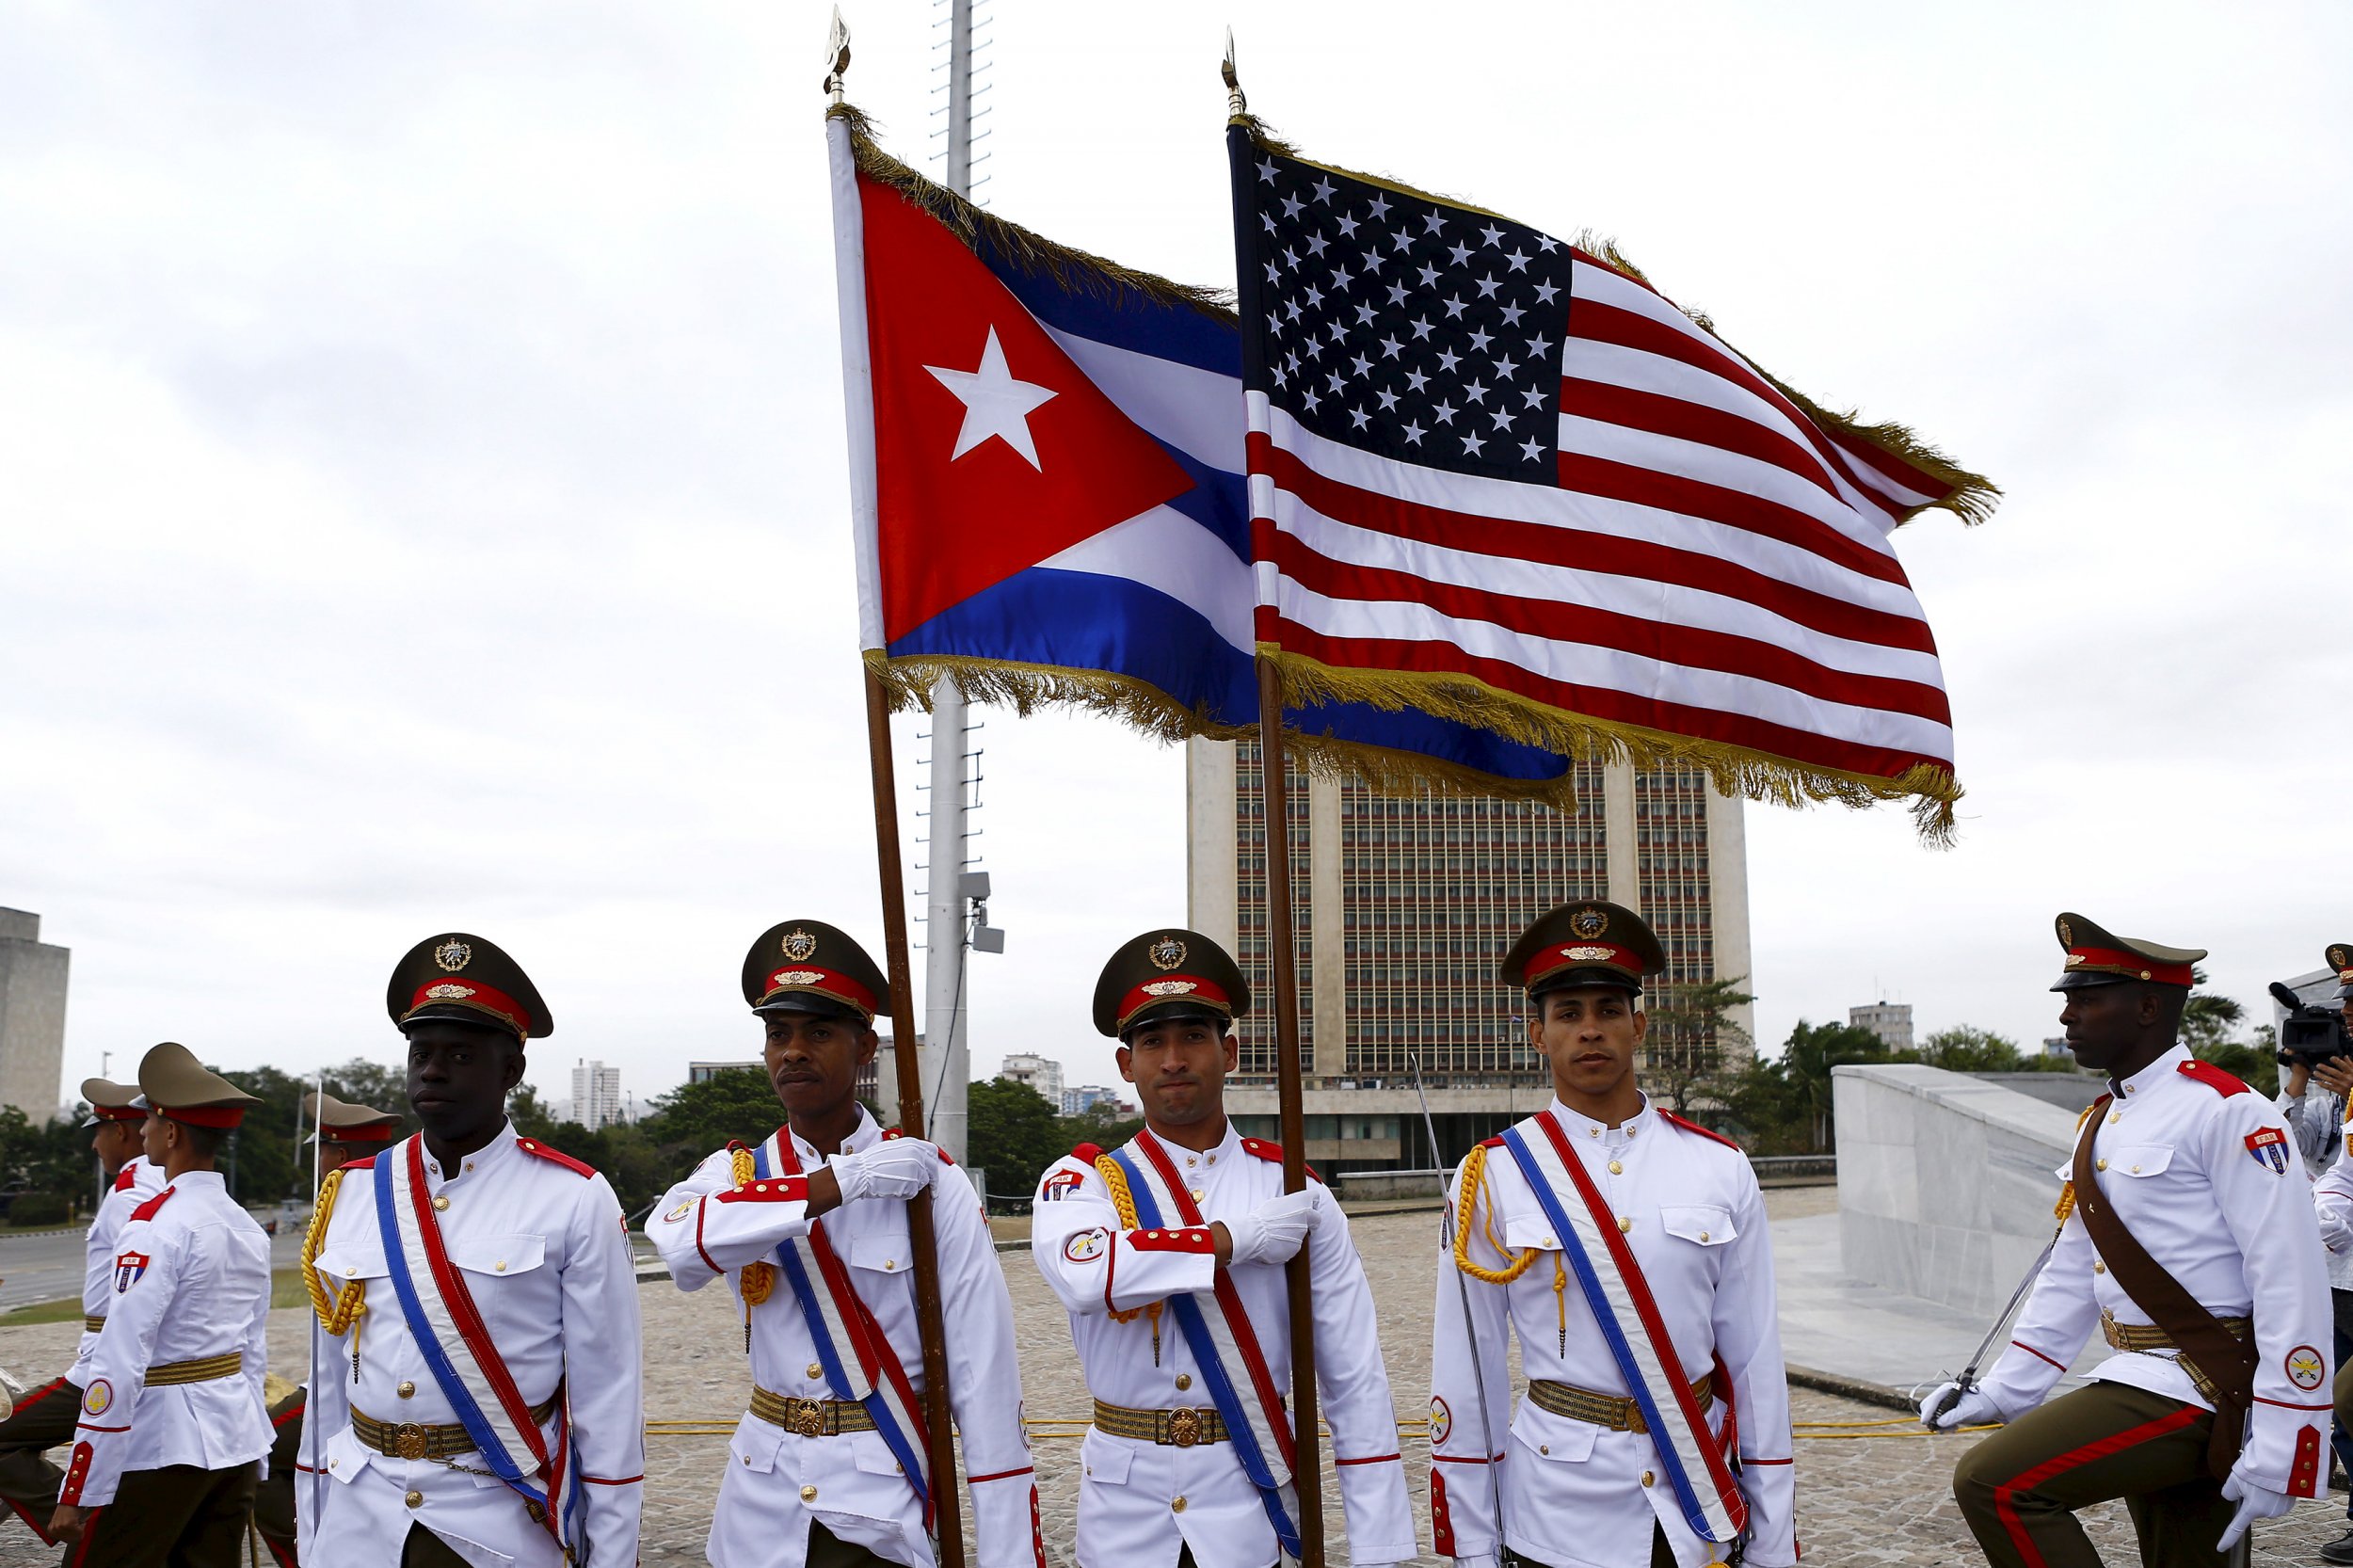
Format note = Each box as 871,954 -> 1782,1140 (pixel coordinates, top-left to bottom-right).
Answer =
1092,1154 -> 1165,1364
1451,1143 -> 1570,1354
302,1168 -> 367,1379
2054,1100 -> 2101,1223
729,1145 -> 776,1353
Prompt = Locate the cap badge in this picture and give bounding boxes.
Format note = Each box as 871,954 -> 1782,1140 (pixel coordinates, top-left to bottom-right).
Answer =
1141,980 -> 1200,998
780,929 -> 820,963
1562,946 -> 1615,962
1149,936 -> 1188,971
1570,907 -> 1609,939
2064,952 -> 2087,968
2332,945 -> 2349,970
433,938 -> 472,973
770,968 -> 824,988
424,984 -> 476,1001
2056,917 -> 2073,947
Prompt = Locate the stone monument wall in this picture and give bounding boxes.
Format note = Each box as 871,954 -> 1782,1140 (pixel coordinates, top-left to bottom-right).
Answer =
0,909 -> 70,1123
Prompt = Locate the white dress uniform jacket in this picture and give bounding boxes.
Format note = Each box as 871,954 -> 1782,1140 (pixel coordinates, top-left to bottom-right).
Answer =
59,1171 -> 272,1508
1430,1099 -> 1796,1568
1031,1122 -> 1417,1568
300,1126 -> 646,1568
650,1110 -> 1041,1568
70,1157 -> 166,1389
1979,1047 -> 2334,1497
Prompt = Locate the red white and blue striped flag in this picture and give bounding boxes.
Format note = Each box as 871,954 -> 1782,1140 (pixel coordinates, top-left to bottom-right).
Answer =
1225,123 -> 1994,837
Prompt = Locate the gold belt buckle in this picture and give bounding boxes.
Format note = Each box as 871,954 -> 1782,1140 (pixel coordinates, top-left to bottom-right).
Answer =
1166,1408 -> 1203,1448
783,1398 -> 826,1438
392,1422 -> 432,1462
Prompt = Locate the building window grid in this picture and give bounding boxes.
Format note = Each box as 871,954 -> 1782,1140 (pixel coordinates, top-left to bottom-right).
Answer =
1634,768 -> 1718,1074
1233,743 -> 1314,1079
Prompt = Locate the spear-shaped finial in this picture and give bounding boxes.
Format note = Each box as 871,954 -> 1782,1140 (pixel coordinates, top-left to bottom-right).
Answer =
1222,27 -> 1247,120
824,7 -> 852,105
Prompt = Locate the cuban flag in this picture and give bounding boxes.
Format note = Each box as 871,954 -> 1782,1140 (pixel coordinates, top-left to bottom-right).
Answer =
825,107 -> 1570,798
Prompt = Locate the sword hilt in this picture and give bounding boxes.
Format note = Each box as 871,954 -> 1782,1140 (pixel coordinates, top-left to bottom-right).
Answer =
1924,1372 -> 1976,1432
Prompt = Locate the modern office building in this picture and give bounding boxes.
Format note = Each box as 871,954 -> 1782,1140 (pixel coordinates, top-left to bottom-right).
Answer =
571,1058 -> 624,1130
1849,1001 -> 1915,1055
687,1059 -> 763,1084
0,910 -> 69,1123
1186,739 -> 1753,1176
999,1052 -> 1064,1106
1063,1084 -> 1131,1118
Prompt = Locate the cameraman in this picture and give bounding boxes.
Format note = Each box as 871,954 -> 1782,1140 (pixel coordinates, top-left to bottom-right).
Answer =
2292,949 -> 2353,1565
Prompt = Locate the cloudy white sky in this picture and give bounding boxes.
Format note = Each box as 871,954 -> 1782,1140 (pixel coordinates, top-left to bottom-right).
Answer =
4,2 -> 2348,1115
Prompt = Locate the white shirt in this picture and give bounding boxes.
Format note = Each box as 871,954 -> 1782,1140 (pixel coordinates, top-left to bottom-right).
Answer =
2283,1087 -> 2353,1291
300,1126 -> 646,1568
62,1169 -> 273,1507
1983,1047 -> 2333,1497
1030,1121 -> 1417,1568
71,1157 -> 165,1387
650,1110 -> 1040,1568
1430,1098 -> 1796,1568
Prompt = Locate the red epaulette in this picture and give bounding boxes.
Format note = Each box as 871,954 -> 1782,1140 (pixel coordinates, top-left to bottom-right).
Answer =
1240,1138 -> 1321,1182
341,1156 -> 376,1171
112,1165 -> 138,1192
1478,1135 -> 1507,1149
881,1128 -> 956,1163
1070,1143 -> 1103,1164
516,1138 -> 596,1177
129,1186 -> 176,1222
1657,1110 -> 1744,1151
2177,1059 -> 2250,1097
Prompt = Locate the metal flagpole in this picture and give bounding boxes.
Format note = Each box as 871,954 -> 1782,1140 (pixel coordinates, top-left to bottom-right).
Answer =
1411,1057 -> 1506,1531
835,22 -> 965,1559
303,1068 -> 327,1536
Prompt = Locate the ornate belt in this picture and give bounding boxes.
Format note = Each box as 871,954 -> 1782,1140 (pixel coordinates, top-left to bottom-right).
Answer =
352,1396 -> 558,1462
1528,1371 -> 1715,1433
750,1386 -> 878,1437
2100,1308 -> 2250,1401
83,1316 -> 104,1335
1091,1400 -> 1234,1447
147,1352 -> 244,1387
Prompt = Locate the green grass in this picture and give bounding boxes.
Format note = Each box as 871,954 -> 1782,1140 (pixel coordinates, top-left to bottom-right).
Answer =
4,1268 -> 308,1325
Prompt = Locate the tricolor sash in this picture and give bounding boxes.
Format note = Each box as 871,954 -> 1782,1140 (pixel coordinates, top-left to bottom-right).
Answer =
1500,1112 -> 1746,1545
754,1134 -> 935,1526
374,1136 -> 589,1563
1106,1132 -> 1303,1561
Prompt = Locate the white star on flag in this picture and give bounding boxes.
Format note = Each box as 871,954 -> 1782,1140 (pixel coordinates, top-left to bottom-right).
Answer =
924,326 -> 1057,469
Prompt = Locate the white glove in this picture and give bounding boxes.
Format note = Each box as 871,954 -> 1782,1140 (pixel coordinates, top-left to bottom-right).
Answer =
1917,1380 -> 2003,1431
1225,1189 -> 1321,1267
831,1139 -> 940,1204
2217,1464 -> 2295,1551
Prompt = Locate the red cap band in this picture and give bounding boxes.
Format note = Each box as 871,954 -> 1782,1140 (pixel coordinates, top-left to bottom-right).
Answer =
2064,946 -> 2195,987
404,978 -> 531,1035
1524,941 -> 1642,986
89,1104 -> 144,1123
160,1104 -> 248,1129
1117,976 -> 1232,1033
759,966 -> 879,1019
323,1123 -> 398,1144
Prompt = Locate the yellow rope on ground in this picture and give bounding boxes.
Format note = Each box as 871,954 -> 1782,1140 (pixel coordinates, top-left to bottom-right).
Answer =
1452,1144 -> 1539,1285
302,1168 -> 365,1336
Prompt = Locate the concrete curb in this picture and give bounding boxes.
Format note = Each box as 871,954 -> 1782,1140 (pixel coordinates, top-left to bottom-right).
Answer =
1785,1362 -> 1918,1414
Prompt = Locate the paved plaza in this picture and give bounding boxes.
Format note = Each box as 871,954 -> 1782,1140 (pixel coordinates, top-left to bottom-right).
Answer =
0,1203 -> 2342,1566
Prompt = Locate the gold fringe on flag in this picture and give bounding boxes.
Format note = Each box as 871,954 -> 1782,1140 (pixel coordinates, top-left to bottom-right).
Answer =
1228,118 -> 1999,526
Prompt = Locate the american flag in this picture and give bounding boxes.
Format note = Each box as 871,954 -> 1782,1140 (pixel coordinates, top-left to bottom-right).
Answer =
1227,131 -> 1992,831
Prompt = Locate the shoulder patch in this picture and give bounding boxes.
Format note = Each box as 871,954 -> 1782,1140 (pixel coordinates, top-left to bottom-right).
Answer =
2177,1060 -> 2250,1097
515,1138 -> 597,1177
1240,1138 -> 1321,1181
128,1186 -> 176,1223
341,1155 -> 376,1172
1070,1142 -> 1103,1164
1478,1134 -> 1507,1149
1657,1110 -> 1743,1151
112,1164 -> 138,1192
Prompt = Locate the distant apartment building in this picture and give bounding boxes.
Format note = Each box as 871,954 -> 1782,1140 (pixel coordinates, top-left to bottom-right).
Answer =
2040,1037 -> 2071,1059
1187,739 -> 1753,1176
1850,1002 -> 1914,1055
999,1053 -> 1064,1106
1063,1084 -> 1131,1118
688,1060 -> 762,1083
571,1059 -> 623,1130
0,909 -> 68,1123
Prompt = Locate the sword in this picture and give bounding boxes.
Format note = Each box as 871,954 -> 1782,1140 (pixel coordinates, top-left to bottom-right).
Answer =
1409,1056 -> 1507,1538
304,1069 -> 326,1533
1925,1219 -> 2062,1430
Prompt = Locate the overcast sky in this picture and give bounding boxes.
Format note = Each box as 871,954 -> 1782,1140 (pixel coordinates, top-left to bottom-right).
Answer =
4,2 -> 2348,1116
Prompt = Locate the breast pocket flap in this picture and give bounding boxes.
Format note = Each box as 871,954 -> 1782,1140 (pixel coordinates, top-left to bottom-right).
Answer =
445,1234 -> 548,1279
1659,1205 -> 1737,1245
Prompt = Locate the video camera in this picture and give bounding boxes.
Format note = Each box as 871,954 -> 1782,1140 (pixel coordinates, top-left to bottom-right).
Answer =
2269,980 -> 2351,1067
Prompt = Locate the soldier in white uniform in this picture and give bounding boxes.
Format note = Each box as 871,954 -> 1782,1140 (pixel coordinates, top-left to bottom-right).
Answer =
650,918 -> 1038,1568
52,1042 -> 275,1566
1031,928 -> 1417,1568
0,1077 -> 162,1544
299,933 -> 645,1568
1924,913 -> 2334,1567
1428,900 -> 1796,1568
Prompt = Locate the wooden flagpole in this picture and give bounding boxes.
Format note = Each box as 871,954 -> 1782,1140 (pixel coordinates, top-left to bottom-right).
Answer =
1255,654 -> 1325,1566
864,666 -> 968,1567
